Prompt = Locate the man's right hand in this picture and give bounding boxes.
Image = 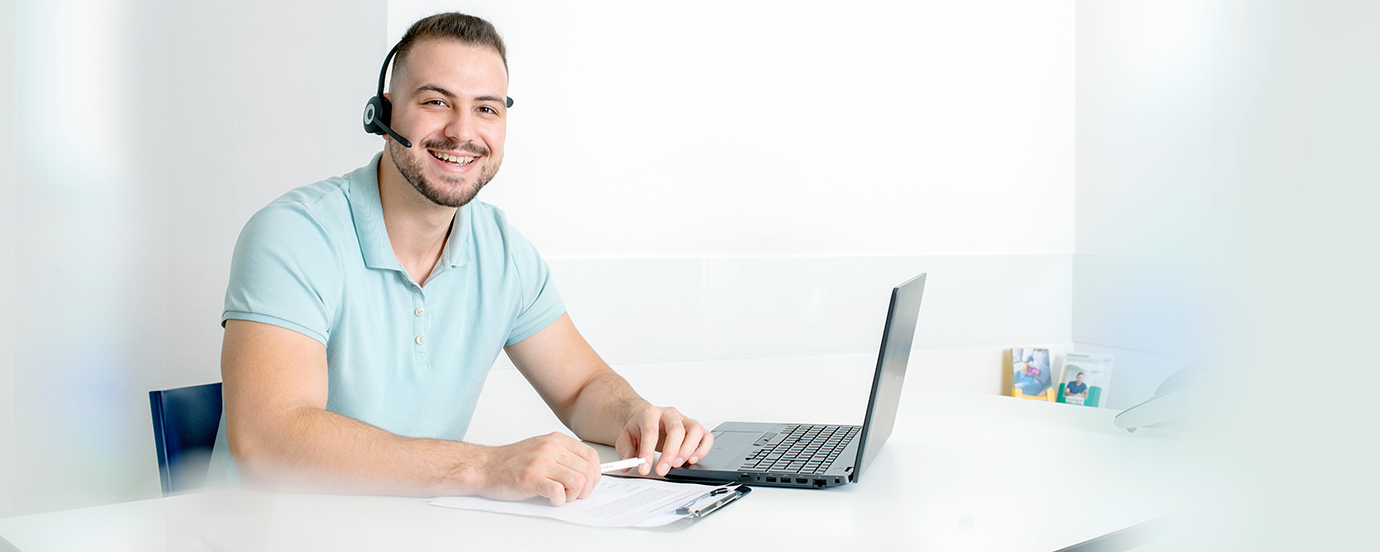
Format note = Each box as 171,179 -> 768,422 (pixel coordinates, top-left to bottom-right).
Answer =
473,432 -> 602,507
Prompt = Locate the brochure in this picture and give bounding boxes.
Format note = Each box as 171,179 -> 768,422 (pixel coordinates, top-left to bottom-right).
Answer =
1058,352 -> 1113,407
1010,348 -> 1054,401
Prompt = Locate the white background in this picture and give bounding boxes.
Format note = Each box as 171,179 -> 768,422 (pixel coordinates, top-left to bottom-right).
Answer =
3,2 -> 1376,547
388,0 -> 1075,257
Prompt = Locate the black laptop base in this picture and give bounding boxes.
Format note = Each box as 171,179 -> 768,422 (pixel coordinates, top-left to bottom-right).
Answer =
667,422 -> 862,489
669,469 -> 851,489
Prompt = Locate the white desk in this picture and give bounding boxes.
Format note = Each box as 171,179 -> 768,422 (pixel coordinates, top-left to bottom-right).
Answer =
0,354 -> 1196,551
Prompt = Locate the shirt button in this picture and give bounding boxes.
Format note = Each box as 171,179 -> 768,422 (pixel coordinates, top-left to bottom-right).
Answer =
415,335 -> 426,345
415,307 -> 425,317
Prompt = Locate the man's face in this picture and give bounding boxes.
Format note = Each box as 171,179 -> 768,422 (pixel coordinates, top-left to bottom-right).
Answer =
1075,374 -> 1084,382
386,39 -> 508,207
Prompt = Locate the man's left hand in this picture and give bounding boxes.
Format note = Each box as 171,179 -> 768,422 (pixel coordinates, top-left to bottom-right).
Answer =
615,406 -> 714,476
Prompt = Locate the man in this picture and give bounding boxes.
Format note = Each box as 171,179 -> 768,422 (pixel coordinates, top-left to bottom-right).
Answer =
219,13 -> 712,507
1065,372 -> 1089,397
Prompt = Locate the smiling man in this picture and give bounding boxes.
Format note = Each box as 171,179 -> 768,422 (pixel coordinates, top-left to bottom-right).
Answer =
218,12 -> 712,506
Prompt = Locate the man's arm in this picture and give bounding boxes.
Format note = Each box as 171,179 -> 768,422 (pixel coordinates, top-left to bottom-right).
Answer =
504,313 -> 715,476
221,319 -> 601,506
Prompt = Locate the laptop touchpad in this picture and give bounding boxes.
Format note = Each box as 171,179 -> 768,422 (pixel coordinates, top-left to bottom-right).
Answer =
710,431 -> 763,456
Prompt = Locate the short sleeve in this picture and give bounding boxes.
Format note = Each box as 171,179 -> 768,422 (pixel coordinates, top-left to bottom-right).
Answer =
502,220 -> 565,346
222,202 -> 342,345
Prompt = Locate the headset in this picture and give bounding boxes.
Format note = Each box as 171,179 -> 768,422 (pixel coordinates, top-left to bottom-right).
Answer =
362,42 -> 514,148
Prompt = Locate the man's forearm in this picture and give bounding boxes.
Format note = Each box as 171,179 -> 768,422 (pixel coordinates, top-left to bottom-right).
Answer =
230,406 -> 487,496
563,368 -> 650,446
503,315 -> 712,475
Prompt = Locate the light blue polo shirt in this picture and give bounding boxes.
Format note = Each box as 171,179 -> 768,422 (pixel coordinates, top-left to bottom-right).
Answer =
221,152 -> 565,442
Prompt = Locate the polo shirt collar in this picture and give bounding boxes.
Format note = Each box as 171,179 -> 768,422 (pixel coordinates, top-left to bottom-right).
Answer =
437,201 -> 474,270
348,152 -> 473,274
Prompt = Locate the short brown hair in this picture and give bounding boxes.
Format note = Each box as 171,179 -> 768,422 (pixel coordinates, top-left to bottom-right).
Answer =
392,12 -> 508,90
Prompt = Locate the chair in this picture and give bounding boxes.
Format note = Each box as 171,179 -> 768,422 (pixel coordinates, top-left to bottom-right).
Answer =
149,382 -> 223,496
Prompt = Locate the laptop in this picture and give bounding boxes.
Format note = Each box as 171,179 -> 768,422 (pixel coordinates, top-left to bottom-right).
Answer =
666,273 -> 926,488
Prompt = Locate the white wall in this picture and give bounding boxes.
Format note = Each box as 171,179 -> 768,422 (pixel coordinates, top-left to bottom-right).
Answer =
549,254 -> 1072,360
1072,0 -> 1275,407
389,0 -> 1075,257
1,0 -> 18,520
1075,1 -> 1380,548
1224,3 -> 1380,548
5,0 -> 386,517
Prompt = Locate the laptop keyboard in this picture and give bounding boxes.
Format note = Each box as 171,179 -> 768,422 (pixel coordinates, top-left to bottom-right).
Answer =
739,424 -> 860,475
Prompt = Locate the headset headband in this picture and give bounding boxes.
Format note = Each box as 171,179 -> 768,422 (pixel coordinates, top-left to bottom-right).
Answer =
378,42 -> 513,108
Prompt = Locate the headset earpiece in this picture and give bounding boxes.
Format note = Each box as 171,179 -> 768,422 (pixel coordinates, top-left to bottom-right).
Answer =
362,43 -> 412,148
363,42 -> 512,148
363,95 -> 391,136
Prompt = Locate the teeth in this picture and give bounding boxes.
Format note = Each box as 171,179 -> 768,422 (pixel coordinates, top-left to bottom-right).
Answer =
431,151 -> 476,165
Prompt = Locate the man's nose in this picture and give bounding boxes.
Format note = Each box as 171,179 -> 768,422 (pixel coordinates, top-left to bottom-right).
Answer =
444,109 -> 478,144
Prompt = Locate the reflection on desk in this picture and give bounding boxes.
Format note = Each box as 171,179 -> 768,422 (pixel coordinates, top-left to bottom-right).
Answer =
0,355 -> 1199,551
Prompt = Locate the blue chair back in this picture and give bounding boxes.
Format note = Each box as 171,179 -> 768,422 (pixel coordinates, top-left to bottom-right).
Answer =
149,382 -> 223,496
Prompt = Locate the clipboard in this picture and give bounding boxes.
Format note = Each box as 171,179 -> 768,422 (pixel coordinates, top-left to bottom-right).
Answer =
638,484 -> 751,531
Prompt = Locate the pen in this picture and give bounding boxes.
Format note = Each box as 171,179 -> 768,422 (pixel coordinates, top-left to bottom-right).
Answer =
599,458 -> 648,473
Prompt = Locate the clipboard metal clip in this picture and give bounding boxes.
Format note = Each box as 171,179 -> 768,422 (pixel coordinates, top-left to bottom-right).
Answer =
675,485 -> 751,519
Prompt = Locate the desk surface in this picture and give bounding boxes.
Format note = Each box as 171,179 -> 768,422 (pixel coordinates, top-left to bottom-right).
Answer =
0,354 -> 1196,551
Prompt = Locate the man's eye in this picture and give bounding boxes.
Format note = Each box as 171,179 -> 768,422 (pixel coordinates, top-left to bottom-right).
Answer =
479,106 -> 497,115
425,99 -> 448,107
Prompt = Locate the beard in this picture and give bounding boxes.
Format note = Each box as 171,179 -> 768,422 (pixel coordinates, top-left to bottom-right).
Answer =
389,137 -> 501,208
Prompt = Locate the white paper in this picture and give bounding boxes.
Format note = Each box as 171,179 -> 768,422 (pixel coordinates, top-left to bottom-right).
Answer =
430,476 -> 729,528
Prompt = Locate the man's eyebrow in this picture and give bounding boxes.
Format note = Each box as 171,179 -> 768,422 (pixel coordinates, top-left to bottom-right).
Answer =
411,86 -> 505,106
412,84 -> 456,98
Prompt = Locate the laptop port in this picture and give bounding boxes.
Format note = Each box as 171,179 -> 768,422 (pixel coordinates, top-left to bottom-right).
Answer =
813,479 -> 826,487
795,478 -> 807,484
765,477 -> 776,483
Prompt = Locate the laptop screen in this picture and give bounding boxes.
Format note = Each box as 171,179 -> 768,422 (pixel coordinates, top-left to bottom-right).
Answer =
853,273 -> 926,482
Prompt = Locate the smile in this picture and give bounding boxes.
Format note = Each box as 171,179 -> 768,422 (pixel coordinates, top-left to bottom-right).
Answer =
430,150 -> 477,166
